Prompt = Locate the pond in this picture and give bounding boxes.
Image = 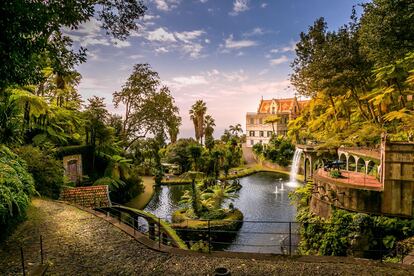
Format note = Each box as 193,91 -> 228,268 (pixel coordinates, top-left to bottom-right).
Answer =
142,172 -> 299,253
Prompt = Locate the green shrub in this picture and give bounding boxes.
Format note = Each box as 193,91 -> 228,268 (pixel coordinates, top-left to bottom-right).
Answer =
262,136 -> 295,167
330,170 -> 342,178
289,181 -> 314,207
16,146 -> 64,199
296,206 -> 414,258
252,143 -> 263,155
0,145 -> 36,240
107,167 -> 144,203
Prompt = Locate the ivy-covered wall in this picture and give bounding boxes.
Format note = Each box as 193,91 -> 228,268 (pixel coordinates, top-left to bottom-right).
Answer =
290,182 -> 414,260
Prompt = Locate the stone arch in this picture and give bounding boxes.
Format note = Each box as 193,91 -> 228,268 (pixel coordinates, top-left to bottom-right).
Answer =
304,157 -> 312,181
339,153 -> 347,162
357,157 -> 366,173
367,160 -> 377,176
339,153 -> 347,170
348,155 -> 356,171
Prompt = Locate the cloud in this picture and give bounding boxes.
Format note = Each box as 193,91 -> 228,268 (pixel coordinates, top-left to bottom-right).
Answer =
111,38 -> 131,48
270,41 -> 297,54
224,35 -> 257,49
78,77 -> 106,91
222,70 -> 248,82
143,14 -> 160,21
200,0 -> 208,3
182,43 -> 203,58
130,54 -> 144,60
153,0 -> 181,11
64,18 -> 133,49
79,37 -> 110,47
261,3 -> 268,8
147,27 -> 177,42
142,27 -> 207,58
207,69 -> 220,77
174,30 -> 205,43
258,69 -> 269,76
170,75 -> 208,88
155,47 -> 169,54
230,0 -> 249,15
269,55 -> 289,65
243,27 -> 265,37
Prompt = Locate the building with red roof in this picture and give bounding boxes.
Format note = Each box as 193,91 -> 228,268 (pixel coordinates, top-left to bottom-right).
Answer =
245,96 -> 309,147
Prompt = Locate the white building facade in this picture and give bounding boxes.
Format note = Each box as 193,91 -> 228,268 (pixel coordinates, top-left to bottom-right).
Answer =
245,97 -> 309,147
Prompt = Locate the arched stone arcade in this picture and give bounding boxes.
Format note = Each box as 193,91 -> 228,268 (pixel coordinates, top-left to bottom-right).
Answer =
337,148 -> 380,176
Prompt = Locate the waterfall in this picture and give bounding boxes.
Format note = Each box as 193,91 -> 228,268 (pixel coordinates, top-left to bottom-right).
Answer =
289,148 -> 303,184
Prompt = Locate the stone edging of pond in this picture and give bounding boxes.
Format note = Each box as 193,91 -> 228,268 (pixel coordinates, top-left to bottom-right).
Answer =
171,209 -> 243,232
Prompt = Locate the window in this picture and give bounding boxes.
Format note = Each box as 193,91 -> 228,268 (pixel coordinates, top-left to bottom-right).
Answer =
249,131 -> 255,137
267,131 -> 273,137
259,118 -> 263,124
259,140 -> 262,144
259,131 -> 264,137
250,140 -> 254,145
250,118 -> 254,124
272,107 -> 275,114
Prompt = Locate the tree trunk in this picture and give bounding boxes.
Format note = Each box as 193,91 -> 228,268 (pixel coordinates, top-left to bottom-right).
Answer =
350,89 -> 370,121
328,93 -> 337,120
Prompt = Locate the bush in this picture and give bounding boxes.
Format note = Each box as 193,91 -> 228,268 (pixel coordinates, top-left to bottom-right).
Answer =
108,167 -> 144,203
262,136 -> 295,167
296,207 -> 414,258
330,170 -> 342,178
0,146 -> 36,240
252,143 -> 263,155
15,146 -> 65,199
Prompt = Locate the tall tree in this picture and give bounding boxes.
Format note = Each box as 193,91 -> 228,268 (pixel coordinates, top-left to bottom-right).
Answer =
358,0 -> 414,66
204,114 -> 216,150
84,96 -> 109,148
189,100 -> 207,144
113,64 -> 181,148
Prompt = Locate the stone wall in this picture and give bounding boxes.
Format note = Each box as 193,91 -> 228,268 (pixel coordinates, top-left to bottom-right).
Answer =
310,174 -> 382,218
381,141 -> 414,216
310,138 -> 414,218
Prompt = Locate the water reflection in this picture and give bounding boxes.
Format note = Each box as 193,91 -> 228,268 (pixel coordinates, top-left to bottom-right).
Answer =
142,172 -> 298,253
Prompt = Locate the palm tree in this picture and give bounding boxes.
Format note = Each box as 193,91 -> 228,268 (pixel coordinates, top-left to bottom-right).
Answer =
229,123 -> 243,137
94,154 -> 132,190
204,115 -> 215,137
264,115 -> 280,134
189,100 -> 207,144
200,184 -> 238,210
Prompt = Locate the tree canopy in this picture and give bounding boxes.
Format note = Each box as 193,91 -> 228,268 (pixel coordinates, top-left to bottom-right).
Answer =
289,1 -> 414,147
0,0 -> 146,89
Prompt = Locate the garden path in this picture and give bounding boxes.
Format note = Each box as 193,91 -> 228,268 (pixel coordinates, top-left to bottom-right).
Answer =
0,199 -> 412,275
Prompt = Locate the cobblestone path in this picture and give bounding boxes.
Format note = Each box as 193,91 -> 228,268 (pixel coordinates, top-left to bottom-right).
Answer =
0,199 -> 413,275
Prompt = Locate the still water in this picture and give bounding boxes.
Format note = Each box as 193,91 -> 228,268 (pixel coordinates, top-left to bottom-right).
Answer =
143,172 -> 298,253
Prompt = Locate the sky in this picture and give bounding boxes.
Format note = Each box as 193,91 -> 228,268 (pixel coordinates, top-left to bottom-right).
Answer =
66,0 -> 367,138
